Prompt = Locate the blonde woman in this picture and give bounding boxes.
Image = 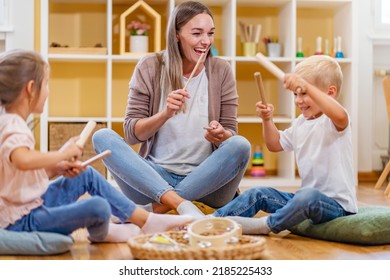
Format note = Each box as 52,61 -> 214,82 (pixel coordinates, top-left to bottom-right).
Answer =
93,1 -> 250,216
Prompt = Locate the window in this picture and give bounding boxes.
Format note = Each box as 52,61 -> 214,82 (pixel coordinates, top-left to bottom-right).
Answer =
382,0 -> 390,24
0,0 -> 5,26
375,0 -> 390,29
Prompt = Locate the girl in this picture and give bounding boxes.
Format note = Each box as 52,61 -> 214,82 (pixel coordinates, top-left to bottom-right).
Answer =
0,49 -> 193,242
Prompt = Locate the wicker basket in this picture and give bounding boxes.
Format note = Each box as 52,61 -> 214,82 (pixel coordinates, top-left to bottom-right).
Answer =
128,231 -> 266,260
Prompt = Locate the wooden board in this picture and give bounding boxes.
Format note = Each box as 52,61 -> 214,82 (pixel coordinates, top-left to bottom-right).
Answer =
49,47 -> 107,55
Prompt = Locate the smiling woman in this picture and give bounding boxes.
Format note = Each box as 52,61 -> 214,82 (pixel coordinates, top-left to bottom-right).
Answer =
92,1 -> 251,218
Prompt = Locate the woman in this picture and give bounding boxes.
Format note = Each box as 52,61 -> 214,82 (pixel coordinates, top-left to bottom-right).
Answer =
93,1 -> 250,216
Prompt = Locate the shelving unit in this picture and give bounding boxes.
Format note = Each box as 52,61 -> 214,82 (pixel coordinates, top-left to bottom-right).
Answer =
39,0 -> 358,189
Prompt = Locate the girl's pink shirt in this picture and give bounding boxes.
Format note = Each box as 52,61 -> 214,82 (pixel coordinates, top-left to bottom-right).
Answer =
0,113 -> 48,228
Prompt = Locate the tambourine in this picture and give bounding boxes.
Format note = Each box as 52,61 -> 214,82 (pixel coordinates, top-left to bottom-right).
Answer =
187,217 -> 242,249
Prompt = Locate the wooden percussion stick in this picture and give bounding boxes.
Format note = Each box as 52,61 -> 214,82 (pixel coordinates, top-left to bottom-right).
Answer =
255,52 -> 302,94
254,72 -> 267,106
255,52 -> 285,81
184,52 -> 207,91
180,52 -> 206,113
76,120 -> 96,147
81,150 -> 111,167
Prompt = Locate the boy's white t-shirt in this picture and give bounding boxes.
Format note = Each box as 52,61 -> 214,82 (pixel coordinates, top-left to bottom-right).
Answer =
0,113 -> 48,228
279,113 -> 358,213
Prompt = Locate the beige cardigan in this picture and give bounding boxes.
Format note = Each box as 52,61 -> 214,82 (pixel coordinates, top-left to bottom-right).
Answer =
124,51 -> 238,158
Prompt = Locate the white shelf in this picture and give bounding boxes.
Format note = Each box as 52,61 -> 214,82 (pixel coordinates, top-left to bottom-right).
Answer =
47,117 -> 109,123
40,0 -> 357,188
47,54 -> 108,62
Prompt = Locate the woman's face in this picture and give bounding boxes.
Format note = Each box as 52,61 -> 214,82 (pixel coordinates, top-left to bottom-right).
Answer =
177,13 -> 215,67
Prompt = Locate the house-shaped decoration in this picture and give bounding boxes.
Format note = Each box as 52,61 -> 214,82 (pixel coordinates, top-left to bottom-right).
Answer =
120,0 -> 161,55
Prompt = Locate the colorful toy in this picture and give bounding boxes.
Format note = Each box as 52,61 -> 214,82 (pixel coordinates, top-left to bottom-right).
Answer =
296,37 -> 304,57
210,44 -> 219,56
314,36 -> 323,55
335,36 -> 345,58
331,37 -> 337,57
324,39 -> 330,56
250,146 -> 266,177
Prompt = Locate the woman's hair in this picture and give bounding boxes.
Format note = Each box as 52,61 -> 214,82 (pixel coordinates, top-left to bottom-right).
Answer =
160,1 -> 213,104
0,49 -> 48,110
294,55 -> 343,95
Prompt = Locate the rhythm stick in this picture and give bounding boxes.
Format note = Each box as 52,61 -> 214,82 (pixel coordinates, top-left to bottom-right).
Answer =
255,52 -> 302,94
255,52 -> 285,81
180,52 -> 206,113
76,120 -> 96,147
254,72 -> 267,105
81,150 -> 111,168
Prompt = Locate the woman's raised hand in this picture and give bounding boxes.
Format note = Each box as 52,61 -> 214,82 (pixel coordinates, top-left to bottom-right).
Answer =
165,89 -> 191,117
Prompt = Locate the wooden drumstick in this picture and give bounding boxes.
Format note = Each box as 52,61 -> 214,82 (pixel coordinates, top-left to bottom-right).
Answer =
180,52 -> 206,113
255,52 -> 285,81
254,72 -> 267,105
255,52 -> 302,94
81,150 -> 111,167
76,120 -> 96,147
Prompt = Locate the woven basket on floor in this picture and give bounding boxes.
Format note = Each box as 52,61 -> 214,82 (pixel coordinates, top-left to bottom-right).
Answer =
128,231 -> 266,260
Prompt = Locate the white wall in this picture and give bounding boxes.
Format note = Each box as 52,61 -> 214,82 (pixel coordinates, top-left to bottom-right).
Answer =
358,0 -> 390,172
0,0 -> 34,51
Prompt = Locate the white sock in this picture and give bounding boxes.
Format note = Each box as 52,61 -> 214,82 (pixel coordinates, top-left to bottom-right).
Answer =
141,213 -> 195,234
137,203 -> 153,212
176,200 -> 205,218
227,216 -> 271,235
89,223 -> 142,243
110,215 -> 121,224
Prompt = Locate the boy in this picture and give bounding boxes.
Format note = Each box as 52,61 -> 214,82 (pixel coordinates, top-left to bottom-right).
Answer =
212,55 -> 358,235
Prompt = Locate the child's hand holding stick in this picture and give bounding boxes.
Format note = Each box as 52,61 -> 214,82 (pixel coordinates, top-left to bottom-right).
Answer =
255,52 -> 302,94
76,120 -> 96,147
254,72 -> 267,106
69,120 -> 96,162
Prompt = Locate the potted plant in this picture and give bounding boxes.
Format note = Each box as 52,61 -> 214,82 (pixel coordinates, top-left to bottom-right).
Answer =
127,20 -> 151,53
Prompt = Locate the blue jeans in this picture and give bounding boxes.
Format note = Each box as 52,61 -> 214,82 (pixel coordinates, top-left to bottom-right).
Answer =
213,187 -> 350,233
92,128 -> 251,208
6,167 -> 137,241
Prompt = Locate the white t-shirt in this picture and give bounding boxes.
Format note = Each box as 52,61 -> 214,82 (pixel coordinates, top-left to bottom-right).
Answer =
0,113 -> 48,228
149,68 -> 212,175
279,113 -> 358,213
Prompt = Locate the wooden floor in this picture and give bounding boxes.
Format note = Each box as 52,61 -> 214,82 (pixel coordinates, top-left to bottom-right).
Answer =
2,182 -> 390,260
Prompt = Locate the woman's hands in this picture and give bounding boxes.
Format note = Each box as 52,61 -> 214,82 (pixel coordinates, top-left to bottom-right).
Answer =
164,89 -> 191,117
204,121 -> 232,146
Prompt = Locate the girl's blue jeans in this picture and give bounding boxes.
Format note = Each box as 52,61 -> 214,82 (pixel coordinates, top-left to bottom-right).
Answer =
213,187 -> 351,233
92,128 -> 251,208
6,167 -> 137,241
